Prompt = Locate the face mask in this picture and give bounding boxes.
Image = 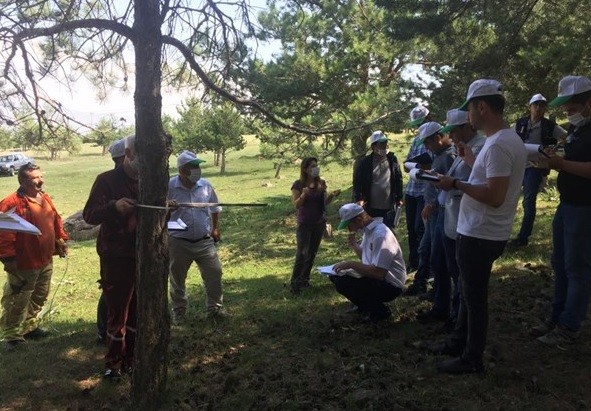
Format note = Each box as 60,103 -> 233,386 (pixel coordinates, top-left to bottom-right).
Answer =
128,156 -> 139,171
310,166 -> 320,178
567,112 -> 590,127
376,149 -> 388,157
188,168 -> 201,183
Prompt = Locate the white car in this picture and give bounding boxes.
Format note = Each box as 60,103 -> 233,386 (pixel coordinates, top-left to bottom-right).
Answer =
0,152 -> 35,176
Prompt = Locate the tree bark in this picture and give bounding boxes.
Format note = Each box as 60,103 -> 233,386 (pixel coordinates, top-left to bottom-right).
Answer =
131,1 -> 171,409
220,150 -> 226,174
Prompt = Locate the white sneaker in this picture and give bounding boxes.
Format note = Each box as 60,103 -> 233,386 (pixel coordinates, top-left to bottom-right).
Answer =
537,325 -> 579,346
530,319 -> 555,337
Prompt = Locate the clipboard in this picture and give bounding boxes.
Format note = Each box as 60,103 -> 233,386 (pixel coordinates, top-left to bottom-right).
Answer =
408,151 -> 433,165
167,218 -> 188,231
0,209 -> 41,235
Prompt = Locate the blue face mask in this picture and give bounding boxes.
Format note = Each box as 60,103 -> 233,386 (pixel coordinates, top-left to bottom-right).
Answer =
310,166 -> 320,178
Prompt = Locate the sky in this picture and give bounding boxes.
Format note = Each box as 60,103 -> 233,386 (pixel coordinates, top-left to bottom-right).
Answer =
38,0 -> 276,128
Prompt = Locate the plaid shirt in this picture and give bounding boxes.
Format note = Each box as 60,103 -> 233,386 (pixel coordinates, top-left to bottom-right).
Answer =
404,135 -> 431,197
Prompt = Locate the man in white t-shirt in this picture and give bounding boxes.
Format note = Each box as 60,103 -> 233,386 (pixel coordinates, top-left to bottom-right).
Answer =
434,79 -> 527,374
331,204 -> 406,323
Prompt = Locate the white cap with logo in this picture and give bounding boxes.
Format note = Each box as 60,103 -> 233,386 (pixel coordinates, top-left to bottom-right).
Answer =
409,105 -> 430,127
177,150 -> 206,168
337,203 -> 365,230
549,75 -> 591,107
440,109 -> 469,134
528,93 -> 547,105
108,139 -> 125,159
417,121 -> 443,144
369,130 -> 388,145
459,79 -> 503,110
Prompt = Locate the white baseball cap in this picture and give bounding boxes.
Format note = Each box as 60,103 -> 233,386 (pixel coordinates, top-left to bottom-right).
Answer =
369,130 -> 388,145
337,203 -> 365,230
177,150 -> 205,168
459,79 -> 503,110
439,109 -> 469,134
108,139 -> 125,159
528,93 -> 547,105
417,121 -> 443,145
549,75 -> 591,107
409,105 -> 430,127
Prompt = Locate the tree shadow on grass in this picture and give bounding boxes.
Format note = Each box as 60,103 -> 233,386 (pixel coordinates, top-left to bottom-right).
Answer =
2,261 -> 591,410
167,264 -> 591,410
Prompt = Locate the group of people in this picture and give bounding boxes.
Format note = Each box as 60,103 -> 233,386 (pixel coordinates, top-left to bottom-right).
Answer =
287,75 -> 591,375
1,74 -> 590,378
82,137 -> 227,379
0,136 -> 226,381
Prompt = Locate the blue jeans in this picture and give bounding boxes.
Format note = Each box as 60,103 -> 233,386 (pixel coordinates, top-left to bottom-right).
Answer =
517,168 -> 545,242
412,209 -> 435,288
404,194 -> 425,269
452,235 -> 506,362
431,208 -> 460,318
443,234 -> 461,320
551,203 -> 591,331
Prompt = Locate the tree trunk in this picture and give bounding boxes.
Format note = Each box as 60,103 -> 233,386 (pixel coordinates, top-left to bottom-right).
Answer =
131,1 -> 171,409
274,161 -> 282,178
220,149 -> 226,174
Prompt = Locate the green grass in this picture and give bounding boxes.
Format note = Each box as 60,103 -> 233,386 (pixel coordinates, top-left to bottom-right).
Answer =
0,137 -> 590,410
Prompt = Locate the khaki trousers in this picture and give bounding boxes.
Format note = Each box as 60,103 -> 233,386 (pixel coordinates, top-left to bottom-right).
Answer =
169,237 -> 223,316
1,262 -> 53,340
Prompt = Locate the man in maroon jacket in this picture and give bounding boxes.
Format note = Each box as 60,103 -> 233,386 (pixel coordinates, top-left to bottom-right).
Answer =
83,135 -> 139,380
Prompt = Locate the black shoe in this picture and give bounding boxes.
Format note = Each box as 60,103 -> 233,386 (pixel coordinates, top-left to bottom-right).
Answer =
437,356 -> 485,375
361,307 -> 392,324
417,310 -> 448,324
418,289 -> 435,302
404,283 -> 427,296
96,334 -> 106,346
426,340 -> 463,356
439,318 -> 457,334
509,238 -> 528,247
4,339 -> 26,352
23,327 -> 50,340
103,368 -> 122,380
345,305 -> 367,315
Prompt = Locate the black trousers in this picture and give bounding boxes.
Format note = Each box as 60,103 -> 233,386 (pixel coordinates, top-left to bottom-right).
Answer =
330,275 -> 402,317
452,234 -> 506,362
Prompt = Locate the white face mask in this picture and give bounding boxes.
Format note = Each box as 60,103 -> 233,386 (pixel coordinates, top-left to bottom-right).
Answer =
188,168 -> 201,183
310,166 -> 320,178
128,156 -> 139,171
376,148 -> 389,157
567,112 -> 590,127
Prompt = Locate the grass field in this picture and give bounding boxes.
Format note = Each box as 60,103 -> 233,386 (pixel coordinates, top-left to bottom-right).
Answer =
0,136 -> 589,410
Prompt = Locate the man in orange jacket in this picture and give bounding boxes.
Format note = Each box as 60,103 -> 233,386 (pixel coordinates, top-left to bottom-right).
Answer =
0,163 -> 68,351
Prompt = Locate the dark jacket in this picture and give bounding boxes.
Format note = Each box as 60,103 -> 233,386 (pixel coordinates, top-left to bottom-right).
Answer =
557,122 -> 591,206
353,152 -> 403,208
515,117 -> 558,146
83,166 -> 138,258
